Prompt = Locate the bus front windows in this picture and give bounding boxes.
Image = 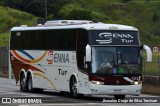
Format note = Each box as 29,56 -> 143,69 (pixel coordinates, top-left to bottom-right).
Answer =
117,47 -> 141,74
92,47 -> 116,74
91,47 -> 142,74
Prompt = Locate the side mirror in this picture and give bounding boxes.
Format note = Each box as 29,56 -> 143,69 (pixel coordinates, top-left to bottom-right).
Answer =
143,45 -> 152,62
85,44 -> 91,62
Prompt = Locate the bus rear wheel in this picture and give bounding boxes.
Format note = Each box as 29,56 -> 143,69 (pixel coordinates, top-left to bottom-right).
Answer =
20,73 -> 27,92
114,95 -> 125,100
27,74 -> 43,93
27,75 -> 35,93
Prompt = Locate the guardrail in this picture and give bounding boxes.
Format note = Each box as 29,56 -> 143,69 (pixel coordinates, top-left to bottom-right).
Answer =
143,75 -> 160,86
142,75 -> 160,94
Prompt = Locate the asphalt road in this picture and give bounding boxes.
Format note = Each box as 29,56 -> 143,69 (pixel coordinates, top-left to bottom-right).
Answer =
0,78 -> 160,106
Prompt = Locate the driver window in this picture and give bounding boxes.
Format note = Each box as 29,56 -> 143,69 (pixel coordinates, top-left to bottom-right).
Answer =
100,54 -> 112,68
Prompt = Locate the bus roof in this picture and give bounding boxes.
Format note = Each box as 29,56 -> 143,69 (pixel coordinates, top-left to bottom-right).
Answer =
11,20 -> 138,31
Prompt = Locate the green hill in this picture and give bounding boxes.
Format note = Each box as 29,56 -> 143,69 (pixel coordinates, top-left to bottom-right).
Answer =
0,6 -> 37,46
1,0 -> 160,46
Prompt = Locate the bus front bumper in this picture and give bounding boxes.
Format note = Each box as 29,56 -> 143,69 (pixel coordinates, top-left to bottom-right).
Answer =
88,83 -> 142,95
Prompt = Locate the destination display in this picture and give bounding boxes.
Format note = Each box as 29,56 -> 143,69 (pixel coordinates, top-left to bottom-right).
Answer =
89,30 -> 140,45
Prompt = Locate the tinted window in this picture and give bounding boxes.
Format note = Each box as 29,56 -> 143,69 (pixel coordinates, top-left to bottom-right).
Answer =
10,31 -> 34,50
47,30 -> 57,49
57,30 -> 68,49
10,31 -> 20,49
10,29 -> 77,50
67,29 -> 77,50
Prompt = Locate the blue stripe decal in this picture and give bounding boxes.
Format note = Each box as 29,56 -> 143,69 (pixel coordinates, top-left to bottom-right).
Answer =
18,50 -> 35,60
17,50 -> 45,69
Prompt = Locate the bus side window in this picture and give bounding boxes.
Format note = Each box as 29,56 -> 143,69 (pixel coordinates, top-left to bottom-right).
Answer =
57,29 -> 67,50
67,29 -> 76,50
47,30 -> 57,50
10,31 -> 21,50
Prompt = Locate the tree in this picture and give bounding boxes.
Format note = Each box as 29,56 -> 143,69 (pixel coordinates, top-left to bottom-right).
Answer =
67,8 -> 92,20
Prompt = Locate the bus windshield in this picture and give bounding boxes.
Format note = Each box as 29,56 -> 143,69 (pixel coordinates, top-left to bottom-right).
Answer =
92,47 -> 141,74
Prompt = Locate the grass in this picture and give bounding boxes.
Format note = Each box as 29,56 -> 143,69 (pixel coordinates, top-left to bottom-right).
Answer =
142,51 -> 160,75
0,32 -> 9,46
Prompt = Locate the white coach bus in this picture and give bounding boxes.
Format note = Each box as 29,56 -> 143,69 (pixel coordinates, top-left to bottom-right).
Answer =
9,20 -> 152,99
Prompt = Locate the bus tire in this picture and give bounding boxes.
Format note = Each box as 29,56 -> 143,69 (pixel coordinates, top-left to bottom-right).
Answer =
114,95 -> 125,100
70,76 -> 83,98
20,73 -> 27,92
27,74 -> 35,93
70,76 -> 79,98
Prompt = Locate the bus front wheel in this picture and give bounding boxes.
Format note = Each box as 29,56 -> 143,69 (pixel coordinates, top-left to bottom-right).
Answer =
70,76 -> 78,98
70,76 -> 83,98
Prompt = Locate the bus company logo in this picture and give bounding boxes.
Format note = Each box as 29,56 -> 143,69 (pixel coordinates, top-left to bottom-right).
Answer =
47,51 -> 69,64
47,50 -> 54,64
96,33 -> 112,44
96,32 -> 134,44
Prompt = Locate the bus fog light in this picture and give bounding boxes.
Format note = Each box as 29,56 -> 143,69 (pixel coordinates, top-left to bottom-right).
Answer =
90,81 -> 104,85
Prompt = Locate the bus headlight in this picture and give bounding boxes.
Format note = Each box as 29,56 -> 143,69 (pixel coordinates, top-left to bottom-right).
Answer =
90,81 -> 104,85
135,81 -> 138,85
131,81 -> 142,85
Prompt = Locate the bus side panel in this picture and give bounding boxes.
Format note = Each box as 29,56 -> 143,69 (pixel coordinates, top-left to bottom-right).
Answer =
10,50 -> 86,92
81,73 -> 90,94
44,51 -> 78,91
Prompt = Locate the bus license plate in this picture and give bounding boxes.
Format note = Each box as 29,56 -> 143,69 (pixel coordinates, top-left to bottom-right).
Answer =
113,89 -> 122,93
